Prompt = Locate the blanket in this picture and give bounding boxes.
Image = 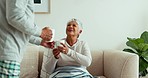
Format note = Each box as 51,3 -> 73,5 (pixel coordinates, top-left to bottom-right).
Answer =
49,66 -> 94,78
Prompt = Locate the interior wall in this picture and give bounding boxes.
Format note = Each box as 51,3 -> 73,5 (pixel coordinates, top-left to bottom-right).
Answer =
34,0 -> 148,51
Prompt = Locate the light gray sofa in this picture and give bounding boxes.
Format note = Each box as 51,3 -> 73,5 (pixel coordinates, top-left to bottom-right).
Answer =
20,45 -> 139,78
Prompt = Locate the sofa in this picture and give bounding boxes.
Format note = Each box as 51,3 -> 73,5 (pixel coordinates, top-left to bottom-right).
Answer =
20,45 -> 139,78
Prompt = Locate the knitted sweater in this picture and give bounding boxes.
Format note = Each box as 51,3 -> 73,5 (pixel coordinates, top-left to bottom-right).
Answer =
0,0 -> 41,62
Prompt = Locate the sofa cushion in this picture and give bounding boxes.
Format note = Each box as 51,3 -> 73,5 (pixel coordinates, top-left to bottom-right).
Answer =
87,51 -> 104,76
20,45 -> 39,78
103,50 -> 139,78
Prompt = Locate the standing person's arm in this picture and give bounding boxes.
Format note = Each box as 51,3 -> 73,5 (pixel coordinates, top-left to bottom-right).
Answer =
29,35 -> 55,49
29,35 -> 42,45
6,0 -> 41,36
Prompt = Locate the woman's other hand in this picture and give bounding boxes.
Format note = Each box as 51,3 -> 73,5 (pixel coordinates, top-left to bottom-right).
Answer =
53,48 -> 60,59
57,43 -> 68,54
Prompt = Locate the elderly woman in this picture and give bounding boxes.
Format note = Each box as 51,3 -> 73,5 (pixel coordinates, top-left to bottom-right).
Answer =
41,18 -> 93,78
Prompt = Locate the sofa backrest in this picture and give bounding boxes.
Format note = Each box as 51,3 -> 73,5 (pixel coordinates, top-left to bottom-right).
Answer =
20,45 -> 40,78
20,45 -> 104,78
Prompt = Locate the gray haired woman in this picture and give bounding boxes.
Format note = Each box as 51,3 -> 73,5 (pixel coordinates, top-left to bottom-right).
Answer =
41,18 -> 93,78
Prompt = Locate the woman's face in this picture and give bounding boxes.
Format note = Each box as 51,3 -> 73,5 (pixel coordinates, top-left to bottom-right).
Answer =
66,21 -> 81,37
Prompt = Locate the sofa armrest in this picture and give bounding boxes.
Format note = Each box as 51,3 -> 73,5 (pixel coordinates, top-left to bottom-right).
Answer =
103,50 -> 139,78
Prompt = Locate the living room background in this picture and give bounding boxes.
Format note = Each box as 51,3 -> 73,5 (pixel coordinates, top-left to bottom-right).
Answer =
34,0 -> 148,51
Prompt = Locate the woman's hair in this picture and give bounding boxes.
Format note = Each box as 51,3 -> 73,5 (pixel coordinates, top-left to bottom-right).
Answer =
67,18 -> 83,30
67,18 -> 83,38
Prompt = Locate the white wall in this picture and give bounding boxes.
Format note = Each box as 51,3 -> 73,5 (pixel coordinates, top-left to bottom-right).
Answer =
35,0 -> 148,51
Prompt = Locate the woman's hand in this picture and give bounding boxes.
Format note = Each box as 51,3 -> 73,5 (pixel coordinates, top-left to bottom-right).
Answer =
53,48 -> 60,59
57,43 -> 68,54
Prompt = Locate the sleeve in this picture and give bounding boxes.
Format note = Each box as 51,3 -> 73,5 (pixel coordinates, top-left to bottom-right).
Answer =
6,0 -> 41,36
67,42 -> 92,67
29,35 -> 42,45
40,49 -> 58,78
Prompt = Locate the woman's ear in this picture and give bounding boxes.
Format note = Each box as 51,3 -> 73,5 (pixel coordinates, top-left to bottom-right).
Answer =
79,30 -> 82,34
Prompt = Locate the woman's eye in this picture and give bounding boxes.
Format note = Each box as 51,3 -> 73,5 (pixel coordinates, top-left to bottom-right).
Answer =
73,25 -> 76,27
67,24 -> 77,27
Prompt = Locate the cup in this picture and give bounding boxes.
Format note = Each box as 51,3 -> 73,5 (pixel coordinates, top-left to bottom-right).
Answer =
54,40 -> 65,48
49,29 -> 55,42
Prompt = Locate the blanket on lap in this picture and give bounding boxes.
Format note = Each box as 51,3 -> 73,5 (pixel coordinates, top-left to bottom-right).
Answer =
49,66 -> 94,78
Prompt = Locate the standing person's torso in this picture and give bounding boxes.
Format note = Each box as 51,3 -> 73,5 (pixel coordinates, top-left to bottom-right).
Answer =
0,0 -> 34,62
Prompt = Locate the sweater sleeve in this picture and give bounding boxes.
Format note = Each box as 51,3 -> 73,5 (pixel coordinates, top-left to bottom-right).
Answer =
67,42 -> 92,67
40,49 -> 58,78
6,0 -> 41,36
29,35 -> 42,45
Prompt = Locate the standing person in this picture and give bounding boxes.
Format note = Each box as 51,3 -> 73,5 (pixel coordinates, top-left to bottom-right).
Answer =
41,18 -> 93,78
0,0 -> 52,78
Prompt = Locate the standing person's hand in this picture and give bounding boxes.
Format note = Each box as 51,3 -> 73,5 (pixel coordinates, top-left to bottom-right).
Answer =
40,27 -> 52,41
40,41 -> 55,49
53,48 -> 60,59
